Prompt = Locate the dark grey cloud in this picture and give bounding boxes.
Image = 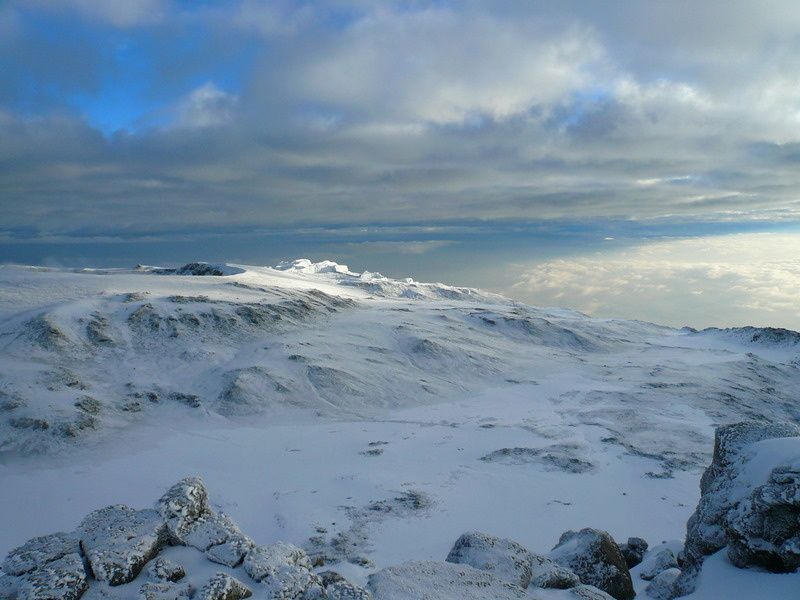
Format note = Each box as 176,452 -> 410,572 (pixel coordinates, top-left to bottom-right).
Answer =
2,1 -> 800,241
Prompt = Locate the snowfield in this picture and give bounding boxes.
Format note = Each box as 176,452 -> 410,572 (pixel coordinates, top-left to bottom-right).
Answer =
0,259 -> 798,599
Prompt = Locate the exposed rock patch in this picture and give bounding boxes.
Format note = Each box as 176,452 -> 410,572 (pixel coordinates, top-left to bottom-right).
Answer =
618,537 -> 647,569
481,444 -> 595,474
549,528 -> 634,600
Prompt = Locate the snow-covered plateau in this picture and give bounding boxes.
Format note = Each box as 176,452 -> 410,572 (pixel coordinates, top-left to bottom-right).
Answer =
0,259 -> 798,599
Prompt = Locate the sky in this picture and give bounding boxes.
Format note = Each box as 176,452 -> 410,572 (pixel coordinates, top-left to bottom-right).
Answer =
1,1 -> 800,329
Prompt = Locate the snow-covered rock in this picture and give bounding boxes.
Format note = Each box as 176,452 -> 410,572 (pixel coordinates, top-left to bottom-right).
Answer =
0,534 -> 88,600
639,549 -> 678,581
726,464 -> 800,572
138,580 -> 193,600
618,537 -> 648,569
13,554 -> 88,600
0,478 -> 371,600
78,506 -> 167,585
644,567 -> 681,600
156,478 -> 210,544
242,542 -> 323,598
1,533 -> 80,578
675,421 -> 800,595
205,534 -> 254,569
317,572 -> 372,600
445,531 -> 535,588
184,513 -> 243,552
196,573 -> 252,600
550,529 -> 634,600
366,560 -> 532,599
529,554 -> 581,589
146,558 -> 185,583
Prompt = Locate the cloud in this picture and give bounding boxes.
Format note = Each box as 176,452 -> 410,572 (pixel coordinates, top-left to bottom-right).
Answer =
345,240 -> 454,255
173,83 -> 238,129
23,0 -> 169,27
275,9 -> 607,125
511,233 -> 800,329
2,2 -> 800,238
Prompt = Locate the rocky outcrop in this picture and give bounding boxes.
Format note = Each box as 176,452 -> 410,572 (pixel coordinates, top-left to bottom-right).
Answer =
138,580 -> 193,600
242,542 -> 324,598
618,537 -> 647,569
529,554 -> 581,589
549,529 -> 634,600
1,533 -> 80,578
726,465 -> 800,572
78,506 -> 167,585
196,573 -> 252,600
0,535 -> 88,600
367,560 -> 532,599
445,531 -> 535,588
0,478 -> 368,600
639,549 -> 678,581
675,421 -> 800,596
445,531 -> 581,591
156,477 -> 210,543
146,558 -> 185,583
318,572 -> 372,600
645,568 -> 680,600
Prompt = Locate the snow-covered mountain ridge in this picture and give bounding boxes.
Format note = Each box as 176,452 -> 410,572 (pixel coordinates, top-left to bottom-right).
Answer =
0,259 -> 797,457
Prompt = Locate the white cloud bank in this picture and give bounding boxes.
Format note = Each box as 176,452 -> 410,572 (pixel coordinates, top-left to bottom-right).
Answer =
512,232 -> 800,330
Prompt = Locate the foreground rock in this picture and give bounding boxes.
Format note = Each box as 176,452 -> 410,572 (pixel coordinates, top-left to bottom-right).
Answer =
318,571 -> 373,600
367,559 -> 612,600
445,531 -> 580,591
675,421 -> 800,596
618,538 -> 648,569
78,506 -> 167,585
639,549 -> 678,581
445,531 -> 536,588
726,465 -> 800,572
242,542 -> 325,598
0,477 -> 368,600
645,568 -> 681,600
368,560 -> 531,599
196,573 -> 253,600
1,552 -> 88,600
549,529 -> 634,600
529,554 -> 581,590
138,580 -> 192,600
0,533 -> 88,600
156,477 -> 210,543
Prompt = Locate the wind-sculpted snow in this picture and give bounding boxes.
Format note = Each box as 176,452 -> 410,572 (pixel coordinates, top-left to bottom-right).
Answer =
0,259 -> 799,469
693,326 -> 800,352
275,259 -> 508,303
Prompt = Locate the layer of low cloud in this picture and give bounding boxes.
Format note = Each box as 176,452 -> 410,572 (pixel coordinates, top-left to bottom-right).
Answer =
512,233 -> 800,330
2,2 -> 800,238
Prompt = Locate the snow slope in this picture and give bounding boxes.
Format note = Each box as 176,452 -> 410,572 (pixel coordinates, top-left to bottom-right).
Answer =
0,260 -> 798,597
